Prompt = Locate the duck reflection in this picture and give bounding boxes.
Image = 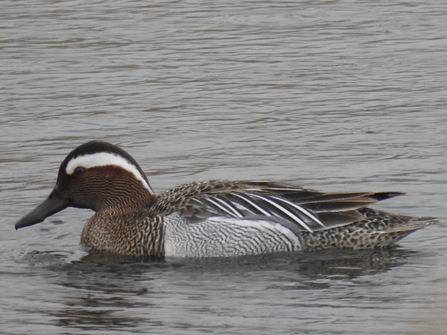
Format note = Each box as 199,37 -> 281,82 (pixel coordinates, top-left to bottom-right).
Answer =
35,247 -> 414,331
44,254 -> 160,331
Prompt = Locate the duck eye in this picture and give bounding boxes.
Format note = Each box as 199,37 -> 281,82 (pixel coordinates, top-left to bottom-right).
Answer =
74,167 -> 86,176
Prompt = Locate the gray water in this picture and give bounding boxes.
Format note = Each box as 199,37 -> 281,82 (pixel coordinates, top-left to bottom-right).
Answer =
1,1 -> 447,334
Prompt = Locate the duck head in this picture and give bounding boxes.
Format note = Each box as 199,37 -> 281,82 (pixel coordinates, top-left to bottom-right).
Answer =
15,141 -> 156,229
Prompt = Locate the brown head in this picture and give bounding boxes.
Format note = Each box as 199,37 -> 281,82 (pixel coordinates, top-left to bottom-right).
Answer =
15,141 -> 157,230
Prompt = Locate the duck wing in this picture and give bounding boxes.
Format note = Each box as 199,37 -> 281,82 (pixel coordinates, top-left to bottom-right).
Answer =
155,180 -> 403,233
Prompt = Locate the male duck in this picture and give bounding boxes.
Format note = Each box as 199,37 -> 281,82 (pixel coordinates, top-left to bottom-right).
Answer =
15,141 -> 434,258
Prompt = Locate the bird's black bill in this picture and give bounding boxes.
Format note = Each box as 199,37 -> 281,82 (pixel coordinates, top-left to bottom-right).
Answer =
15,191 -> 69,230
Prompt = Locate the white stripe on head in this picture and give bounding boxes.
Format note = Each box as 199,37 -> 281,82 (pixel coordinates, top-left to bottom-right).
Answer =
65,152 -> 154,194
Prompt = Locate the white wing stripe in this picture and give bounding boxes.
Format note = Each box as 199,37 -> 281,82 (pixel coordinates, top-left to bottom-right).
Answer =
232,193 -> 273,217
206,197 -> 243,218
215,197 -> 244,218
270,195 -> 325,227
250,194 -> 314,233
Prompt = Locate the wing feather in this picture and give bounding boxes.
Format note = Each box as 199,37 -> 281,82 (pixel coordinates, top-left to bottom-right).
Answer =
155,180 -> 404,233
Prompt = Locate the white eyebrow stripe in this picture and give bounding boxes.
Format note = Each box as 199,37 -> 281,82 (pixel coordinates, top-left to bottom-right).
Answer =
65,152 -> 154,194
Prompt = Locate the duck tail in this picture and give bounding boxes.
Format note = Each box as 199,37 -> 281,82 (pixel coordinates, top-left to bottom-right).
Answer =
301,214 -> 436,251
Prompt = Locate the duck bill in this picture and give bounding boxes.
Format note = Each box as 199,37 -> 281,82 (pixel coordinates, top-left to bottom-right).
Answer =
15,190 -> 69,230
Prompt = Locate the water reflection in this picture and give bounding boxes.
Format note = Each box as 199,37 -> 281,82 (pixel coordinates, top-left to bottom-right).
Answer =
69,247 -> 409,279
48,259 -> 155,331
25,247 -> 412,330
50,305 -> 146,331
13,240 -> 432,334
291,249 -> 411,279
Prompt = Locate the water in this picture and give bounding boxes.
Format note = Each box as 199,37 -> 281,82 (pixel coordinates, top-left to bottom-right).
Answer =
1,1 -> 447,334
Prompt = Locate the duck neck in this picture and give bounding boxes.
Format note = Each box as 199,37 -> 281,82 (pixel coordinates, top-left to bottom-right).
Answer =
99,191 -> 157,214
87,175 -> 158,214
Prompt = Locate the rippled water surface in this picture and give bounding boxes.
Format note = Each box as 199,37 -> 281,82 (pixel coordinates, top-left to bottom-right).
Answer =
1,1 -> 447,334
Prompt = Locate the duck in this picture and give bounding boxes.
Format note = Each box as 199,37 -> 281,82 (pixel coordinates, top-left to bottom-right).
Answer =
14,140 -> 435,258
